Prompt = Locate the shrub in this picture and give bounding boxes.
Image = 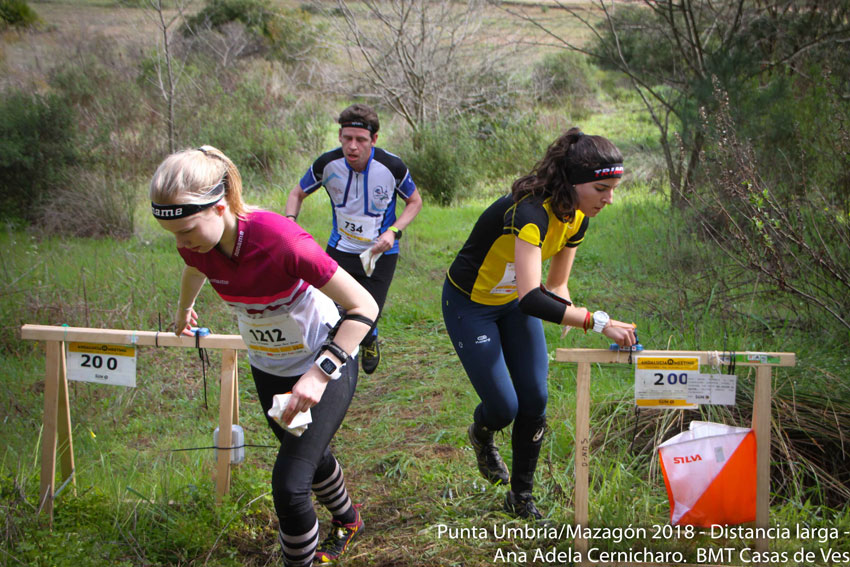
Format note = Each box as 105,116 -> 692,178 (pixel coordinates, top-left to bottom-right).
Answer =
0,90 -> 77,222
472,116 -> 546,182
402,115 -> 548,205
404,123 -> 476,205
532,50 -> 599,105
173,64 -> 306,180
50,36 -> 162,177
588,4 -> 677,77
184,0 -> 271,35
37,168 -> 138,238
264,7 -> 324,65
184,0 -> 322,65
0,0 -> 39,28
688,86 -> 850,332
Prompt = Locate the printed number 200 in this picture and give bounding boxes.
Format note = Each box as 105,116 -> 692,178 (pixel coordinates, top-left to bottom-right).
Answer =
81,354 -> 118,370
654,372 -> 687,385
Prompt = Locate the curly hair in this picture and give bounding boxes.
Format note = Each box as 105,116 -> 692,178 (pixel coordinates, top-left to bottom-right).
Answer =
511,127 -> 623,221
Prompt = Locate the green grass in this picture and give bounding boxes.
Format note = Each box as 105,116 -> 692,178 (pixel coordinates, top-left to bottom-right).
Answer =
2,3 -> 849,564
3,182 -> 848,566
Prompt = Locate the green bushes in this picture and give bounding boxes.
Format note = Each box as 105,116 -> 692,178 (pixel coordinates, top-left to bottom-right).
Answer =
532,50 -> 599,105
38,170 -> 138,238
0,91 -> 77,223
139,57 -> 332,183
402,117 -> 546,205
403,123 -> 476,206
184,0 -> 271,33
184,0 -> 323,65
0,44 -> 151,235
0,0 -> 39,28
0,24 -> 335,235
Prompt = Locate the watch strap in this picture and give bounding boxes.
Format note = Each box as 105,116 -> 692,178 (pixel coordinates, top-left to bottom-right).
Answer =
318,340 -> 348,364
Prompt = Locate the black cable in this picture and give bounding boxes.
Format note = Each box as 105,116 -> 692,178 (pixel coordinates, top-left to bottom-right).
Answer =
170,443 -> 276,453
195,331 -> 210,410
723,331 -> 735,374
629,405 -> 641,454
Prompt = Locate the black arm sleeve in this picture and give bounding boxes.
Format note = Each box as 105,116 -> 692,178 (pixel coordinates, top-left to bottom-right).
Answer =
517,285 -> 571,324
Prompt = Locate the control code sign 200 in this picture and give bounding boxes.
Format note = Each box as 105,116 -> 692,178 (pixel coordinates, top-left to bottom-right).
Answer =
67,342 -> 137,387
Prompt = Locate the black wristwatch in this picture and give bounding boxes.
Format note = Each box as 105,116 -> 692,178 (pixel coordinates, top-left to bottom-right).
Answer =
388,226 -> 402,239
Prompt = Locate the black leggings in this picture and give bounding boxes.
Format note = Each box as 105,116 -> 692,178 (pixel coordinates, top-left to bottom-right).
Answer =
251,360 -> 358,539
326,246 -> 398,345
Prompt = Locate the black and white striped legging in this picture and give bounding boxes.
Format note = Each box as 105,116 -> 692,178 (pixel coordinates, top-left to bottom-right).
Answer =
253,360 -> 359,566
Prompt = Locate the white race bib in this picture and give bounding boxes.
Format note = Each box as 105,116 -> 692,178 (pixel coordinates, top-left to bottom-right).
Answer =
490,262 -> 517,295
237,311 -> 308,359
337,210 -> 381,244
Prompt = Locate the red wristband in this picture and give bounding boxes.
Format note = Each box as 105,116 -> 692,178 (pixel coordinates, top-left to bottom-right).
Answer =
583,310 -> 592,334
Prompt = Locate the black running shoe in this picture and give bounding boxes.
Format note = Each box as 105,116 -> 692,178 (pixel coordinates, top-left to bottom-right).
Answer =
467,424 -> 510,485
315,506 -> 364,564
504,490 -> 545,521
361,341 -> 380,374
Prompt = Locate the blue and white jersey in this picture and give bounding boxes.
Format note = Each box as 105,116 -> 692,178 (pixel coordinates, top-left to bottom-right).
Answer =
299,147 -> 417,254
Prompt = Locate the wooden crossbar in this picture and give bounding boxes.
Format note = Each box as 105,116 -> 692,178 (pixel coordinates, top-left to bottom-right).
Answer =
20,324 -> 247,524
21,324 -> 246,349
554,348 -> 796,567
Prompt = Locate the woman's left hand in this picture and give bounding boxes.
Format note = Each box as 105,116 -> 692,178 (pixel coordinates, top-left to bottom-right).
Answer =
602,320 -> 637,348
282,369 -> 330,426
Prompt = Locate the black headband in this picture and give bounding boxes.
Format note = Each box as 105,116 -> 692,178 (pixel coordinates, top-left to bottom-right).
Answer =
339,121 -> 375,134
569,164 -> 624,185
151,181 -> 225,220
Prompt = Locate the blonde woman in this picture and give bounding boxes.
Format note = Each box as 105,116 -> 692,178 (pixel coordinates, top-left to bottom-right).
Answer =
151,146 -> 378,566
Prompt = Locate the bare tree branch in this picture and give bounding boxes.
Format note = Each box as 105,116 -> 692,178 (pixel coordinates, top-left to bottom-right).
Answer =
331,0 -> 522,131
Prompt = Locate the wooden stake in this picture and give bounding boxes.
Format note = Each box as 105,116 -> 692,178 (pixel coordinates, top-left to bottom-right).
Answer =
57,342 -> 75,495
574,361 -> 591,563
215,349 -> 238,503
38,341 -> 61,522
753,365 -> 772,555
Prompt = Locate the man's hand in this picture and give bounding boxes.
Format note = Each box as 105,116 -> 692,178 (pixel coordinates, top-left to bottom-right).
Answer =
370,229 -> 396,254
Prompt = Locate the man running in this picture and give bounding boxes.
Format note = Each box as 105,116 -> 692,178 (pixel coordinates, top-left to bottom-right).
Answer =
286,104 -> 422,374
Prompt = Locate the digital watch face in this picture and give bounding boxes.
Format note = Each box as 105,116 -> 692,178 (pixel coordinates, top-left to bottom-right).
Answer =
319,358 -> 337,375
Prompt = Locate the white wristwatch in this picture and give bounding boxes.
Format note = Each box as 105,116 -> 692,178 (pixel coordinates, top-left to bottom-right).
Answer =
315,353 -> 342,380
592,311 -> 610,333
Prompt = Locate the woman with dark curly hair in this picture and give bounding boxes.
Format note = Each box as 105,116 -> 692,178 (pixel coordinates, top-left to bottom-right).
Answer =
442,128 -> 637,520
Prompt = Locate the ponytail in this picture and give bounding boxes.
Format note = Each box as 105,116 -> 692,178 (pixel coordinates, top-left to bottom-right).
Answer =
150,146 -> 251,218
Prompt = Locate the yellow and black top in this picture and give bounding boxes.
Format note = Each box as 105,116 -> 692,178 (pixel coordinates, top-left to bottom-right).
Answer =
447,194 -> 588,305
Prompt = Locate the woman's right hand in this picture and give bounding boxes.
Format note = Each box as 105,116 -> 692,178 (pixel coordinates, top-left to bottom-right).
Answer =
283,368 -> 330,426
602,320 -> 636,348
174,306 -> 198,336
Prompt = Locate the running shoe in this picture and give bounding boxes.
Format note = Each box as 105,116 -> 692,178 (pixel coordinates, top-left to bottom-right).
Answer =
361,341 -> 380,374
468,424 -> 510,485
504,490 -> 545,521
315,506 -> 364,564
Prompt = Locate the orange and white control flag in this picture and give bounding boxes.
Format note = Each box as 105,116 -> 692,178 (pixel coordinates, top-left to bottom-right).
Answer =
658,421 -> 756,526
